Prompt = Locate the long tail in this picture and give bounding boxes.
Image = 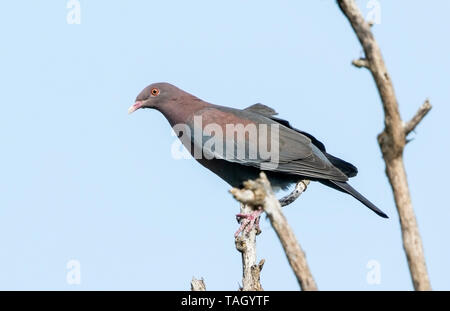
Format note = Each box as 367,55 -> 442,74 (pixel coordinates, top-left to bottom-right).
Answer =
326,180 -> 389,218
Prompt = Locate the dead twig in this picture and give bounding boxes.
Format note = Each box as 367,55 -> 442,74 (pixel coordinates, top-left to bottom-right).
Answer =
190,277 -> 206,291
279,180 -> 310,207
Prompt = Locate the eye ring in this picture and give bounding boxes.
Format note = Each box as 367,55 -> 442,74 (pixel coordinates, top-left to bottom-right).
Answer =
151,88 -> 160,96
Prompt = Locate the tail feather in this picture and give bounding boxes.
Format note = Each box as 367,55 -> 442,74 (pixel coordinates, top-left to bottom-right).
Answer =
325,153 -> 358,178
328,180 -> 388,218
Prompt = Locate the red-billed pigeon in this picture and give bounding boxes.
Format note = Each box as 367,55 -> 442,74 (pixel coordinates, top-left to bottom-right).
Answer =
129,82 -> 388,231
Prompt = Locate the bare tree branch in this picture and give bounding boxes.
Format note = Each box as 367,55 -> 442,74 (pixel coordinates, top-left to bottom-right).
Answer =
279,180 -> 310,207
404,99 -> 432,136
352,58 -> 370,68
250,259 -> 265,291
231,173 -> 317,291
234,202 -> 264,291
190,277 -> 206,291
337,0 -> 432,290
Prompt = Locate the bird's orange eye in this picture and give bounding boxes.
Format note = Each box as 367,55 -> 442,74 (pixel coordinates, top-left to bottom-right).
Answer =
151,88 -> 160,96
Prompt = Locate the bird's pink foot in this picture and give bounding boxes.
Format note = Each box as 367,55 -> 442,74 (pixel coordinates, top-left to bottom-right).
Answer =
234,208 -> 263,237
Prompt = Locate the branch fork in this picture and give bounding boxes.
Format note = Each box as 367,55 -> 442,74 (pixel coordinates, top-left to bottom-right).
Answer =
230,172 -> 317,291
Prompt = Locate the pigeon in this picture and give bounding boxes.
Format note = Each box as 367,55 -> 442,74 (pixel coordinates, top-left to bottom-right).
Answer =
129,82 -> 388,233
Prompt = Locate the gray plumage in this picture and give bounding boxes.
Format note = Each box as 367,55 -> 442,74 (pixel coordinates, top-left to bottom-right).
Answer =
129,82 -> 388,218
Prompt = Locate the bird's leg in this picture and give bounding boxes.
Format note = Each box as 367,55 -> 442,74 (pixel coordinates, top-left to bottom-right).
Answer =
234,207 -> 263,237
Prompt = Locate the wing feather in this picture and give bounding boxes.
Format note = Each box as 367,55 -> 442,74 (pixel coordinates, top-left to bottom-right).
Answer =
189,106 -> 348,182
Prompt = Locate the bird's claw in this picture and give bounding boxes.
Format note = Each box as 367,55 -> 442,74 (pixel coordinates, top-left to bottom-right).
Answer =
234,208 -> 263,237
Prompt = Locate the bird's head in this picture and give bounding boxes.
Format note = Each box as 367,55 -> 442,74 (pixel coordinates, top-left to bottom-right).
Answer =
128,82 -> 180,114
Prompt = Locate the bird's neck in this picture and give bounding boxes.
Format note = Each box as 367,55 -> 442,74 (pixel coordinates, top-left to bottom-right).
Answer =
158,95 -> 210,127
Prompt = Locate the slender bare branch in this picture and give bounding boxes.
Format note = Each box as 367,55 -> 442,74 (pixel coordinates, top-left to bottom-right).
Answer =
404,99 -> 432,136
279,180 -> 310,207
337,0 -> 432,290
231,173 -> 317,291
190,277 -> 206,291
352,58 -> 370,69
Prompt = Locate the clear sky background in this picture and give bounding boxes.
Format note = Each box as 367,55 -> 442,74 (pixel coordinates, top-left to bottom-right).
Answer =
0,1 -> 449,290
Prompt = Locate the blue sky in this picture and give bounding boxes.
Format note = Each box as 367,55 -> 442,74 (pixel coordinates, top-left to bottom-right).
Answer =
0,0 -> 449,290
